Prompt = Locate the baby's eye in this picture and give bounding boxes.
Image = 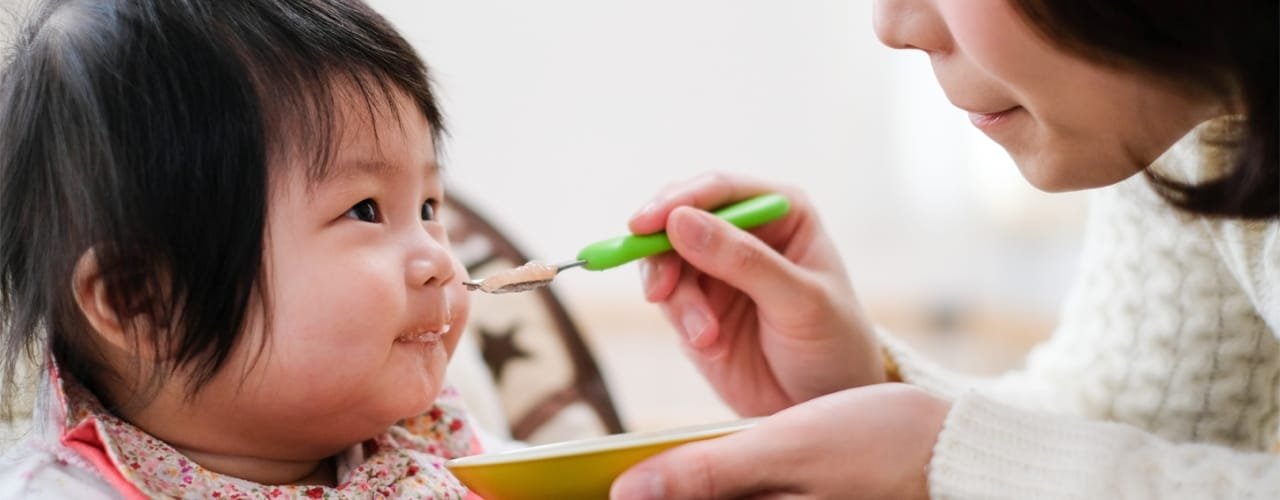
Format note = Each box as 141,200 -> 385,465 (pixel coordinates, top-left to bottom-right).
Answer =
421,198 -> 437,221
345,199 -> 381,222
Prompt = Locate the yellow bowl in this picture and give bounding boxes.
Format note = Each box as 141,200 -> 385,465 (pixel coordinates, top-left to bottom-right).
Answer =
446,418 -> 760,499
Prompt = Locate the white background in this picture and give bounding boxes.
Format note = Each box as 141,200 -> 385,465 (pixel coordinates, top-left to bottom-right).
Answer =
367,1 -> 1091,429
368,0 -> 1088,314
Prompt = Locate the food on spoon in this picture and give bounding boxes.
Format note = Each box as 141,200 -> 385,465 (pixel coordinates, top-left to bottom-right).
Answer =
475,261 -> 558,293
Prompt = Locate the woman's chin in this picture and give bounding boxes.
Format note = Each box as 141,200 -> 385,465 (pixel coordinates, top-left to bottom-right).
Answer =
1009,136 -> 1148,192
1011,154 -> 1088,192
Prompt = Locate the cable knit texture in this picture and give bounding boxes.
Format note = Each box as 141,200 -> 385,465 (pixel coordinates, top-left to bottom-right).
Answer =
881,117 -> 1280,498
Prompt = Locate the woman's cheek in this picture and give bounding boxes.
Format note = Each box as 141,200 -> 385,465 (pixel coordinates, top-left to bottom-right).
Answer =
938,0 -> 1046,81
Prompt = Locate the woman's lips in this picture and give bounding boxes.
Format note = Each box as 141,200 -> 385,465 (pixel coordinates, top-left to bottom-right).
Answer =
968,106 -> 1021,131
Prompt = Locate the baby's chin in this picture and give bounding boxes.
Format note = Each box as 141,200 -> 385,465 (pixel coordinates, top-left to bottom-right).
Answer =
310,379 -> 443,435
395,383 -> 443,421
378,375 -> 445,424
314,361 -> 448,441
310,393 -> 442,454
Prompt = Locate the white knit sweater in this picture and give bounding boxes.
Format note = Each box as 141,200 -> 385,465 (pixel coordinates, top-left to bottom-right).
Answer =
882,118 -> 1280,499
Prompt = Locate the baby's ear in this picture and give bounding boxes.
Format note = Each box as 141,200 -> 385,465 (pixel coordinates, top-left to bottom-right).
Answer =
71,249 -> 164,358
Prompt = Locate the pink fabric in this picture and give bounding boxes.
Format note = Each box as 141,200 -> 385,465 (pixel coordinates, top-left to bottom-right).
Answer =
60,420 -> 149,500
465,435 -> 485,500
45,363 -> 480,498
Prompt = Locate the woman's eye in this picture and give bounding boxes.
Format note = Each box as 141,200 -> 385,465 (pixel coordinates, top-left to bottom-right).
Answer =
345,199 -> 380,222
421,199 -> 437,221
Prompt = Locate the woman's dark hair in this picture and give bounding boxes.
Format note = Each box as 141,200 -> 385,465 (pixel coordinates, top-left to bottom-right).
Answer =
0,0 -> 444,413
1010,0 -> 1278,219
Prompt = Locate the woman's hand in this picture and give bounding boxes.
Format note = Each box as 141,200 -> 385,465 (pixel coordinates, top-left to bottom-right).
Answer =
631,172 -> 884,416
611,384 -> 951,500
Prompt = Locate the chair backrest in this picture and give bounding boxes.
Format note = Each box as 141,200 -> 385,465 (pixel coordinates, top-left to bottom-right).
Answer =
444,194 -> 624,442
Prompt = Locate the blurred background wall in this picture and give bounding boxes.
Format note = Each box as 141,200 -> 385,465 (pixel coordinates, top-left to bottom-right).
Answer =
366,0 -> 1090,429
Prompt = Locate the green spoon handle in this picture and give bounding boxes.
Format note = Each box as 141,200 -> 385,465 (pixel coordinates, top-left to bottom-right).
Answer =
575,193 -> 791,271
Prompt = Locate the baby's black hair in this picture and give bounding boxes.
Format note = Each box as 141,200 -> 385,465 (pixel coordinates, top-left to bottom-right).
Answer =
0,0 -> 444,412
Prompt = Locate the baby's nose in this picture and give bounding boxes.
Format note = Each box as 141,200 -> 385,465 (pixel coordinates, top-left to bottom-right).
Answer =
407,255 -> 454,287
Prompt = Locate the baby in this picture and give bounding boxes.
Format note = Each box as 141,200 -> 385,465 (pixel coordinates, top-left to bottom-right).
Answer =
0,0 -> 480,496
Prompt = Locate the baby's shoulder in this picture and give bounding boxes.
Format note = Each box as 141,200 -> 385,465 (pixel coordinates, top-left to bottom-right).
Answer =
0,442 -> 116,499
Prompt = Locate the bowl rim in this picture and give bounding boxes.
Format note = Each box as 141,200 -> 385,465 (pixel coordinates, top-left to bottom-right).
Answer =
446,417 -> 762,468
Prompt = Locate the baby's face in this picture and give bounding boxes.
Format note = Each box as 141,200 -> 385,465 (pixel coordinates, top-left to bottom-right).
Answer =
201,88 -> 470,456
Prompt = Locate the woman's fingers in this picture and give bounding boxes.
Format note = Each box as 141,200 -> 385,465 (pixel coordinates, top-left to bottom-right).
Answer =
656,261 -> 720,349
665,207 -> 813,312
628,171 -> 781,235
610,425 -> 783,500
612,386 -> 951,500
638,253 -> 682,303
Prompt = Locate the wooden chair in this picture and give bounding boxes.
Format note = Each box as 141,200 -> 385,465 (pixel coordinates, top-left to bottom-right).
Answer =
444,194 -> 625,443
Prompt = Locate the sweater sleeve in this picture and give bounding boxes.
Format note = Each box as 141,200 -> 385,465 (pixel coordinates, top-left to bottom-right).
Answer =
930,392 -> 1280,500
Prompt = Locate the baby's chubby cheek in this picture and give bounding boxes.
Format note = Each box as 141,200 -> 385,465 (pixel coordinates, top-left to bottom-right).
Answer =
443,284 -> 471,356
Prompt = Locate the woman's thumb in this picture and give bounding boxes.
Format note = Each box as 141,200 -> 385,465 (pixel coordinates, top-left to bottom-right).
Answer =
609,431 -> 770,500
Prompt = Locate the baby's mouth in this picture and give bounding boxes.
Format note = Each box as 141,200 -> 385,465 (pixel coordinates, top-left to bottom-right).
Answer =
396,324 -> 451,344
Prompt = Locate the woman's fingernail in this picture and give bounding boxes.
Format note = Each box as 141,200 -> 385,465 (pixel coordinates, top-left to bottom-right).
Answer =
682,308 -> 707,344
633,200 -> 658,220
673,209 -> 711,252
611,471 -> 664,500
637,260 -> 654,297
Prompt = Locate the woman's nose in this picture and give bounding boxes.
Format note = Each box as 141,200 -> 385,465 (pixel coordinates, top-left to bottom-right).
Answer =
872,0 -> 949,54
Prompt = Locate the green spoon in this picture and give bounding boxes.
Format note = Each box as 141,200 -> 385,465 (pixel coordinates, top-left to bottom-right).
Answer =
463,193 -> 791,294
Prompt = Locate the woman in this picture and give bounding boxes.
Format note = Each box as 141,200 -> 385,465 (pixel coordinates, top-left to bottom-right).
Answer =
611,0 -> 1277,498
